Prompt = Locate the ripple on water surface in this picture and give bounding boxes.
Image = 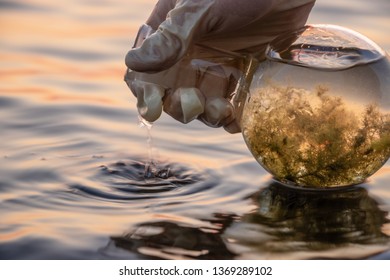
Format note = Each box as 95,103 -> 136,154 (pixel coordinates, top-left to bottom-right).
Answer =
70,159 -> 221,202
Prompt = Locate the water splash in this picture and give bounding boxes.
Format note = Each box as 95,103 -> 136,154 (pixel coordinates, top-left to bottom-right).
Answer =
69,159 -> 216,203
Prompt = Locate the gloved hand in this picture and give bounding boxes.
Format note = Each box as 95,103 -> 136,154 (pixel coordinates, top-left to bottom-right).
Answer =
125,0 -> 316,133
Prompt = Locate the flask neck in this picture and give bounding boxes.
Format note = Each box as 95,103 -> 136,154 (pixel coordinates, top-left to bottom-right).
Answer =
231,55 -> 259,127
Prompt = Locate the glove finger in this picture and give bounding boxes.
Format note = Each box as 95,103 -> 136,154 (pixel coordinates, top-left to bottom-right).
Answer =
200,97 -> 236,128
224,120 -> 241,134
164,87 -> 205,124
195,63 -> 237,128
132,81 -> 166,122
145,0 -> 176,30
125,0 -> 214,73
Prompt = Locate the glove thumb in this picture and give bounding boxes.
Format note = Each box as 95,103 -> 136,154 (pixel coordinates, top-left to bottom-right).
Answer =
125,0 -> 214,73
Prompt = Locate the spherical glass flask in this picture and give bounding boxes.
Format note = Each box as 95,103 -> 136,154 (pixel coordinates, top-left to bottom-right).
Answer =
241,25 -> 390,188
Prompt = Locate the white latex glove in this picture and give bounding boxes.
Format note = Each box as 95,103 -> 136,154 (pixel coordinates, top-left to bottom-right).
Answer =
125,0 -> 316,133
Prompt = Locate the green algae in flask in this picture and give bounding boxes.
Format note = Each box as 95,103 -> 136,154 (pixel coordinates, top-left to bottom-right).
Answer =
239,24 -> 390,189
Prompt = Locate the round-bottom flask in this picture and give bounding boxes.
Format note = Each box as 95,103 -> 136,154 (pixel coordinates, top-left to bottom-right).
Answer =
241,24 -> 390,188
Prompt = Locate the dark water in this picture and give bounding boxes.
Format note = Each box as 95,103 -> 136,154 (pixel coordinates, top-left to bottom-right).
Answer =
0,0 -> 390,260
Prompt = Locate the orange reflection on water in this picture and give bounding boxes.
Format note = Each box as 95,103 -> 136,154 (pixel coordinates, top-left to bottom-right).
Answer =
0,2 -> 136,108
0,0 -> 389,260
0,208 -> 156,243
0,86 -> 116,105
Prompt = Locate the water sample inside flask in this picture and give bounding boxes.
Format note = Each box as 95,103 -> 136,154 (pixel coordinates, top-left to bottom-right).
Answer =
241,24 -> 390,188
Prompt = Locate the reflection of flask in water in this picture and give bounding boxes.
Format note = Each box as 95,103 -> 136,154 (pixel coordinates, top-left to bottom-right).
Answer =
241,25 -> 390,188
224,182 -> 390,259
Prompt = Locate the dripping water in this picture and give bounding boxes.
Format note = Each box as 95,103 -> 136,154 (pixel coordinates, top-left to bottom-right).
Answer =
138,115 -> 170,179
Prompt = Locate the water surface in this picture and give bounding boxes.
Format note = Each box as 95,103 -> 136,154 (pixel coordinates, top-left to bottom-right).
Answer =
0,0 -> 389,259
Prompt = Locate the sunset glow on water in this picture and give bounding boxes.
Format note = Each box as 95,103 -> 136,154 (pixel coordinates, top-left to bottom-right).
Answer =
0,0 -> 389,259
